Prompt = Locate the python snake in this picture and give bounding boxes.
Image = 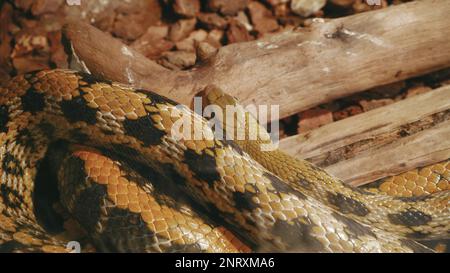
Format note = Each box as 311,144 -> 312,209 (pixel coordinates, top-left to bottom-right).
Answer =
0,69 -> 448,252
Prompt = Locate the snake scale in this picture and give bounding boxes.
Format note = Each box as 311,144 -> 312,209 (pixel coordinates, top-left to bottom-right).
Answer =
0,69 -> 448,252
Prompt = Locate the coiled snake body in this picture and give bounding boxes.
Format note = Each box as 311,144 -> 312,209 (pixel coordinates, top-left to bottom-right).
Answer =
0,69 -> 448,252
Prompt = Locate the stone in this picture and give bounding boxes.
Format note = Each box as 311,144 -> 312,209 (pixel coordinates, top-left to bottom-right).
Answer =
369,81 -> 406,98
196,41 -> 218,61
333,105 -> 363,121
330,0 -> 355,7
264,0 -> 290,6
175,29 -> 208,52
113,13 -> 151,40
359,98 -> 394,112
226,19 -> 252,44
0,3 -> 14,73
0,67 -> 10,84
48,30 -> 67,68
405,85 -> 432,98
197,13 -> 228,30
130,26 -> 174,59
353,0 -> 387,13
298,108 -> 333,133
235,11 -> 253,31
273,2 -> 290,18
207,0 -> 249,16
173,0 -> 200,18
247,1 -> 279,34
159,51 -> 197,70
31,0 -> 63,16
169,18 -> 197,42
14,0 -> 34,11
112,0 -> 161,40
291,0 -> 326,17
206,29 -> 224,48
13,56 -> 50,74
11,32 -> 49,58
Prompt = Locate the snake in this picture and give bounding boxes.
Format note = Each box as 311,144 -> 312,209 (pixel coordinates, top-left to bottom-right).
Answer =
0,69 -> 448,253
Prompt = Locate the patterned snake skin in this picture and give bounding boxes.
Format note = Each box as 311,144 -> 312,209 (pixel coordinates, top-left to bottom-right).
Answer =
0,69 -> 448,252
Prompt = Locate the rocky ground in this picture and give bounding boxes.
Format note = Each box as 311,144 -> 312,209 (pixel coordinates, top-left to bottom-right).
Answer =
2,0 -> 449,136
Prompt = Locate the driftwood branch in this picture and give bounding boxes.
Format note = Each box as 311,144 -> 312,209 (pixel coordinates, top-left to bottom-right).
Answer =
62,0 -> 450,185
63,0 -> 450,120
279,86 -> 450,186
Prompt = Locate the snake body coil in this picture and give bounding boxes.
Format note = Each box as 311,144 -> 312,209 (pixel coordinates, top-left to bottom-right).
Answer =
0,69 -> 448,252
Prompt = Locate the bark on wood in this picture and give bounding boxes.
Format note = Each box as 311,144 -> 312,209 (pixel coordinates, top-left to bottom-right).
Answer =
279,86 -> 450,186
63,0 -> 450,120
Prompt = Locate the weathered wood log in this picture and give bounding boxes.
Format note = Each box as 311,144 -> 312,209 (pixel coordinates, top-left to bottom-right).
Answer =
63,0 -> 450,120
279,86 -> 450,186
